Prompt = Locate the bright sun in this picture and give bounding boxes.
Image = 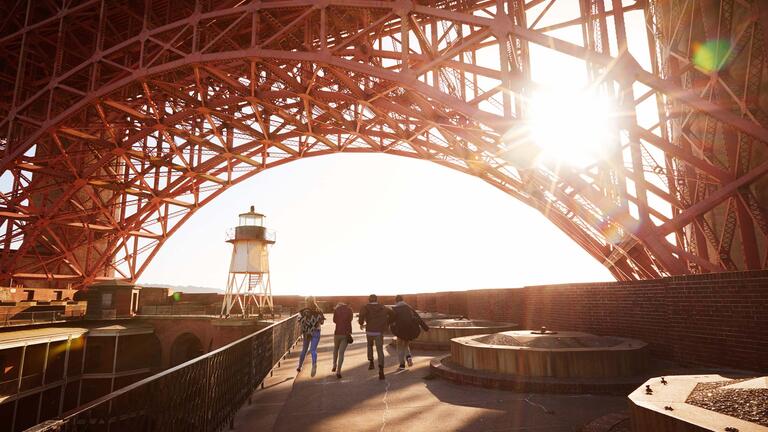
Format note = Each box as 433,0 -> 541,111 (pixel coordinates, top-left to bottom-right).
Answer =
527,89 -> 618,169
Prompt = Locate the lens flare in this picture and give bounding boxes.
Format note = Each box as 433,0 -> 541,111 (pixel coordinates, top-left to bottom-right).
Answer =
693,39 -> 731,73
601,222 -> 624,245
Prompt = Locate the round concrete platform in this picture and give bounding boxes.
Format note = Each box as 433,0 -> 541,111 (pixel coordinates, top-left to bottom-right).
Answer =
391,339 -> 451,351
451,330 -> 649,379
430,354 -> 648,394
413,319 -> 519,350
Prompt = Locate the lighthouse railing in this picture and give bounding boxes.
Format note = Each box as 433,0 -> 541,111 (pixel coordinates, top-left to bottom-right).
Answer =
224,227 -> 276,242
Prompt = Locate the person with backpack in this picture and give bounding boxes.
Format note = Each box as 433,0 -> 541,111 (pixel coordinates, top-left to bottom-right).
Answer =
332,302 -> 353,379
390,294 -> 429,369
297,296 -> 325,377
358,294 -> 394,380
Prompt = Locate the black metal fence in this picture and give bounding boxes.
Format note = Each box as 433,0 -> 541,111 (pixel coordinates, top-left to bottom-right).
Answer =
29,314 -> 299,432
139,303 -> 290,319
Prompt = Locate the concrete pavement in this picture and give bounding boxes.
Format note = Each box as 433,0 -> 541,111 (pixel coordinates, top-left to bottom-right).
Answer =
233,315 -> 628,432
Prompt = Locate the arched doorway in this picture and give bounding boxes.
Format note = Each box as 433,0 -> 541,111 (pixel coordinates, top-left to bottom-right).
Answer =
169,333 -> 204,367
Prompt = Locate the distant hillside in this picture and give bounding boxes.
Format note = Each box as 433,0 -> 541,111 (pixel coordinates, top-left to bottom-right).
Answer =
141,283 -> 224,293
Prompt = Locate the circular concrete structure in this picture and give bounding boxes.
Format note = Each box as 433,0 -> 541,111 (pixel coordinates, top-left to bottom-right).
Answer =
453,330 -> 648,378
629,375 -> 767,431
417,312 -> 462,320
412,319 -> 518,350
431,329 -> 649,393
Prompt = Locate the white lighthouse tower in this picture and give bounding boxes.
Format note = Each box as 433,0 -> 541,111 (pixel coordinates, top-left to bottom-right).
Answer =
220,206 -> 276,318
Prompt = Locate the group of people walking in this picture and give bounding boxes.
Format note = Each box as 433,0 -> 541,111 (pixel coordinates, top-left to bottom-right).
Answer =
296,294 -> 429,380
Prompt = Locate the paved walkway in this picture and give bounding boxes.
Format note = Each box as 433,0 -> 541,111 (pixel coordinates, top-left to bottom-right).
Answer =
233,315 -> 628,432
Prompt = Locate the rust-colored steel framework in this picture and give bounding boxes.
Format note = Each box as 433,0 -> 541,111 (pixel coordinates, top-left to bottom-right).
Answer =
1,0 -> 767,288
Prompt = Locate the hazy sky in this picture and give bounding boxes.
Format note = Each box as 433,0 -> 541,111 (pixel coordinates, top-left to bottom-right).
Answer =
138,153 -> 615,295
137,4 -> 656,295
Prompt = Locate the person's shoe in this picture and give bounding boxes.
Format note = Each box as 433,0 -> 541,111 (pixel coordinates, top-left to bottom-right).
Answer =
336,372 -> 342,379
368,360 -> 375,370
378,366 -> 385,380
296,367 -> 301,373
406,356 -> 413,367
331,365 -> 336,372
311,363 -> 317,377
398,363 -> 405,369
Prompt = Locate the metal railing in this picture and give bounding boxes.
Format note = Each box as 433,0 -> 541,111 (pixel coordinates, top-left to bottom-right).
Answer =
139,304 -> 220,316
224,227 -> 276,242
28,314 -> 300,432
139,304 -> 289,318
0,309 -> 86,327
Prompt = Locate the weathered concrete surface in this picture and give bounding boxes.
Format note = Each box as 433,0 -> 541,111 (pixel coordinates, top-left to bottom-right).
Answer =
233,316 -> 628,432
450,330 -> 649,379
629,375 -> 768,432
413,319 -> 518,350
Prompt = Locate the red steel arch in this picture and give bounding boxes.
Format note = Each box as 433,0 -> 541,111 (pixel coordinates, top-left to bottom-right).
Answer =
1,0 -> 768,288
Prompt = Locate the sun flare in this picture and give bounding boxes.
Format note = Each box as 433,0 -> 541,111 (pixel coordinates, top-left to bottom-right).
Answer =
527,89 -> 619,169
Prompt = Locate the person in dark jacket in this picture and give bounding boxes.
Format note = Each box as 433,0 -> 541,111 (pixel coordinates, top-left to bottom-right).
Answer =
332,302 -> 353,379
390,294 -> 429,368
358,294 -> 393,380
297,296 -> 325,377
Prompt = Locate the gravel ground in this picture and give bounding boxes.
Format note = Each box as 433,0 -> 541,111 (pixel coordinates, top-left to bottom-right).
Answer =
686,378 -> 767,427
475,333 -> 522,346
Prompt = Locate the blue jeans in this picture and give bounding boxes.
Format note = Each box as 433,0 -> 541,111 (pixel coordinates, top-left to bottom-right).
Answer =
298,329 -> 321,368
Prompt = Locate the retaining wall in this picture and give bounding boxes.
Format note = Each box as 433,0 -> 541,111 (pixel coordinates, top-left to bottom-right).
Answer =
285,271 -> 767,372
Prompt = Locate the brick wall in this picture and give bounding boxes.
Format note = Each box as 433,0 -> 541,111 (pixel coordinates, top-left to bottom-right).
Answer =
141,317 -> 264,367
315,295 -> 398,311
0,287 -> 78,302
160,271 -> 765,372
138,287 -> 171,308
298,271 -> 767,371
274,295 -> 400,313
423,271 -> 767,372
172,292 -> 222,305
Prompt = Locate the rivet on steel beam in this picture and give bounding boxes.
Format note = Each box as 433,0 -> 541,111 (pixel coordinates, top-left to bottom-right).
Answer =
664,406 -> 673,411
660,377 -> 667,385
645,385 -> 653,395
725,427 -> 739,432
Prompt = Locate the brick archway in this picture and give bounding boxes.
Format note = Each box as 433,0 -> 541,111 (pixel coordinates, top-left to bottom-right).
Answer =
169,332 -> 204,367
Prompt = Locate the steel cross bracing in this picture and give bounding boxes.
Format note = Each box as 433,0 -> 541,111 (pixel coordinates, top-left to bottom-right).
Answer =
0,0 -> 767,288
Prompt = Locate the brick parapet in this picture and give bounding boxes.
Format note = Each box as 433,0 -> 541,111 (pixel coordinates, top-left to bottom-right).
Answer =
465,273 -> 767,371
138,272 -> 764,371
295,270 -> 767,371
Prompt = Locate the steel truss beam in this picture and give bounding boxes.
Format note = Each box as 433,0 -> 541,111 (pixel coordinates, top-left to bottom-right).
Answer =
0,0 -> 767,287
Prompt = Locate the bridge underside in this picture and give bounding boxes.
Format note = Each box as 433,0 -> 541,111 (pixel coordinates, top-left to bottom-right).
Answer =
1,0 -> 768,288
